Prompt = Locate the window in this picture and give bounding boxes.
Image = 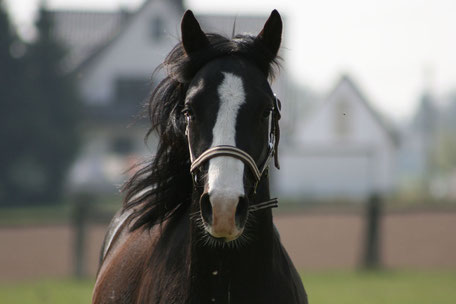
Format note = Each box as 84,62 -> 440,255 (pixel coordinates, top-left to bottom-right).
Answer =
334,99 -> 351,139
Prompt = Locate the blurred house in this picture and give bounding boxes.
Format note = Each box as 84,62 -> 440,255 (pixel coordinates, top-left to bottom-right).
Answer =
440,94 -> 456,198
396,91 -> 438,193
397,89 -> 456,199
50,0 -> 300,193
274,75 -> 399,201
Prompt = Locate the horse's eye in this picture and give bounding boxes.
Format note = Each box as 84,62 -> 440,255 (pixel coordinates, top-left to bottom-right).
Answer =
182,108 -> 194,120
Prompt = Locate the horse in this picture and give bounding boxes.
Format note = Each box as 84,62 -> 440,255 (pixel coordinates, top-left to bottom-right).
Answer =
93,9 -> 308,304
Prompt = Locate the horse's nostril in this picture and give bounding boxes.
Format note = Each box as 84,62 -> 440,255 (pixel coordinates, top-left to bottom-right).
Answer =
200,193 -> 213,226
235,196 -> 248,228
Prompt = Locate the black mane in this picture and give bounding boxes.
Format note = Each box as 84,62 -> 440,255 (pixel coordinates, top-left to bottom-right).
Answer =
123,33 -> 280,230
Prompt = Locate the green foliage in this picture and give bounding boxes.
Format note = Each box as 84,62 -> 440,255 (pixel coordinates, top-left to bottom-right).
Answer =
436,131 -> 456,174
0,3 -> 81,206
436,98 -> 456,175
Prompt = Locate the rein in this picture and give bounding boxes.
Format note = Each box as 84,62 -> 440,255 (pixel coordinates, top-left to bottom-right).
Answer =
186,94 -> 282,212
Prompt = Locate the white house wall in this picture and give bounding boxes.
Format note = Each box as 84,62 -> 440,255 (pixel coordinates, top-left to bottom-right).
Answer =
68,123 -> 153,193
79,1 -> 181,104
276,77 -> 396,200
296,80 -> 384,146
276,149 -> 373,200
79,6 -> 292,107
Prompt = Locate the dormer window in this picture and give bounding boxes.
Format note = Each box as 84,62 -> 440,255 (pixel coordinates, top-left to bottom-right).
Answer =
150,16 -> 164,41
334,99 -> 351,139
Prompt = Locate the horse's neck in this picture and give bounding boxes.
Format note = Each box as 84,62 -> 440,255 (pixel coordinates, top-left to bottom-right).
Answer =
133,179 -> 306,303
188,218 -> 276,303
188,178 -> 279,303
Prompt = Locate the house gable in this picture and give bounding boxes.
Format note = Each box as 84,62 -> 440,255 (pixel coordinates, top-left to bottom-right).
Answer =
275,75 -> 398,199
296,75 -> 397,148
77,0 -> 183,105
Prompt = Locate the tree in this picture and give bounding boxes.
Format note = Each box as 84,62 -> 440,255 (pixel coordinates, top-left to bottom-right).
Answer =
0,0 -> 31,205
0,2 -> 81,205
435,95 -> 456,176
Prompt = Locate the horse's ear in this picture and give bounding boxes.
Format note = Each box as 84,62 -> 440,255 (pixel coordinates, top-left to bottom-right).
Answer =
181,10 -> 209,55
256,10 -> 282,58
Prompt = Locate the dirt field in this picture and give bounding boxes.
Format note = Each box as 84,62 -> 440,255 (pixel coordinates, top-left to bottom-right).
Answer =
1,210 -> 455,281
275,210 -> 456,269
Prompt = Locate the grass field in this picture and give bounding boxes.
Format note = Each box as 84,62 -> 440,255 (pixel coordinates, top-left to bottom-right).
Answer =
0,271 -> 455,303
0,279 -> 93,304
302,271 -> 456,304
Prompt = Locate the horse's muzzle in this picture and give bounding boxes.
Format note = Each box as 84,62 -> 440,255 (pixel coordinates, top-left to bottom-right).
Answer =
200,192 -> 248,241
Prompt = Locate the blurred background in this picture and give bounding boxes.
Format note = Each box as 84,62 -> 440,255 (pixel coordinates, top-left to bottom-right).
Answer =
1,0 -> 455,303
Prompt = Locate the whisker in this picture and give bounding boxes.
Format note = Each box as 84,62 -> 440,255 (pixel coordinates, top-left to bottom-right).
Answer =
189,211 -> 200,219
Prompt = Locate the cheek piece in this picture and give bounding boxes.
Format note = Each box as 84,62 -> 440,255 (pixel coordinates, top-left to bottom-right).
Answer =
185,94 -> 282,213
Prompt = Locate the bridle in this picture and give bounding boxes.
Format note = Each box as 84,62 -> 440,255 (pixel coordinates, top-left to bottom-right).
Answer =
185,93 -> 282,212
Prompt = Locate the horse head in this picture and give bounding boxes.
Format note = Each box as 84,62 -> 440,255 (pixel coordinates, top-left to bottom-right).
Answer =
181,10 -> 282,242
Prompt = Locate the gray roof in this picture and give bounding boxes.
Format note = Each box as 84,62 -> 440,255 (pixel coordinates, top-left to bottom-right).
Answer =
49,2 -> 276,123
51,10 -> 130,71
51,5 -> 273,73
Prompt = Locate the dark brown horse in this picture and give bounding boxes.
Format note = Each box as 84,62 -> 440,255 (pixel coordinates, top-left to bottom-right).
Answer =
93,10 -> 308,304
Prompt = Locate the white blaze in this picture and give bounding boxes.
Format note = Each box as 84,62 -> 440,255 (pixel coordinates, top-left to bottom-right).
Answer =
208,72 -> 246,199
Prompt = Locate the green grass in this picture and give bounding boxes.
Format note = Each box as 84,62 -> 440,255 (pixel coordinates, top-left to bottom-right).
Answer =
0,279 -> 94,304
0,204 -> 71,226
0,271 -> 455,303
302,270 -> 456,304
0,197 -> 121,226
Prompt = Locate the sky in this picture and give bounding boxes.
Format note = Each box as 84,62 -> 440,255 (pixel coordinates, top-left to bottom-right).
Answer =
5,0 -> 456,121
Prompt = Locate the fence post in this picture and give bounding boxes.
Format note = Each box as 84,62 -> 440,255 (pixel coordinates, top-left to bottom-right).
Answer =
363,193 -> 382,269
72,193 -> 91,279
